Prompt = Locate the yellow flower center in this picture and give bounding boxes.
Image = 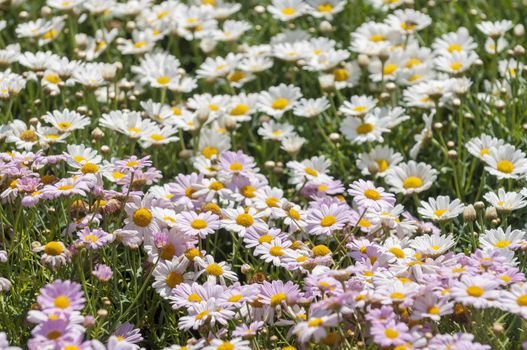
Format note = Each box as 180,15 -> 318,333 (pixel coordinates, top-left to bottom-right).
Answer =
229,162 -> 243,171
157,75 -> 170,85
58,185 -> 74,191
228,295 -> 243,302
448,43 -> 462,52
227,71 -> 246,82
434,209 -> 447,217
57,121 -> 72,130
281,7 -> 296,15
496,160 -> 514,174
81,163 -> 99,174
83,235 -> 99,243
206,263 -> 224,276
400,21 -> 417,31
390,292 -> 405,300
47,331 -> 62,340
320,215 -> 337,227
133,208 -> 152,227
403,176 -> 423,189
195,310 -> 209,320
450,62 -> 463,71
383,64 -> 398,75
209,181 -> 224,191
185,248 -> 201,261
230,104 -> 250,116
308,318 -> 324,327
272,98 -> 289,110
134,41 -> 147,49
466,285 -> 485,297
150,134 -> 165,141
202,146 -> 219,159
385,328 -> 399,339
369,34 -> 385,42
333,68 -> 349,81
389,247 -> 405,258
406,58 -> 422,68
241,185 -> 256,198
217,342 -> 235,350
517,295 -> 527,306
356,123 -> 374,134
44,242 -> 64,256
318,3 -> 333,12
266,197 -> 280,208
495,240 -> 511,248
258,234 -> 274,244
160,243 -> 176,260
188,293 -> 202,302
312,244 -> 331,256
236,213 -> 254,227
364,189 -> 381,200
270,292 -> 287,306
19,130 -> 38,142
54,296 -> 70,309
191,219 -> 208,229
166,272 -> 183,288
45,74 -> 61,84
304,167 -> 318,176
428,306 -> 441,315
270,246 -> 284,257
289,208 -> 301,220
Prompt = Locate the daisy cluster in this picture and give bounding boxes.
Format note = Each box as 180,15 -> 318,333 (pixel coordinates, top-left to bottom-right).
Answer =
1,0 -> 527,349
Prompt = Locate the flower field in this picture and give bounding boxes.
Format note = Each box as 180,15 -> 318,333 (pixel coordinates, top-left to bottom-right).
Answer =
1,0 -> 527,349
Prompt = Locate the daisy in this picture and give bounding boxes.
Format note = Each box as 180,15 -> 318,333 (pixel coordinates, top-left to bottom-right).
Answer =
306,202 -> 350,236
124,194 -> 160,235
501,283 -> 527,318
370,320 -> 413,347
368,51 -> 407,82
411,292 -> 454,321
356,145 -> 403,177
476,20 -> 514,38
385,9 -> 432,34
340,114 -> 390,145
432,27 -> 477,56
418,196 -> 465,222
451,275 -> 500,308
259,280 -> 301,307
410,233 -> 456,256
483,144 -> 527,179
254,237 -> 293,266
484,189 -> 527,212
292,312 -> 339,343
5,120 -> 39,151
267,0 -> 307,21
333,61 -> 361,89
198,129 -> 231,159
348,179 -> 395,211
203,338 -> 251,350
257,120 -> 295,141
435,51 -> 478,74
76,227 -> 113,250
350,22 -> 400,56
175,211 -> 220,238
281,134 -> 306,156
37,280 -> 85,313
385,161 -> 438,195
466,134 -> 506,160
339,95 -> 377,117
257,84 -> 302,118
36,241 -> 71,271
287,156 -> 333,188
152,256 -> 191,298
178,299 -> 234,331
218,150 -> 257,179
194,255 -> 238,285
306,0 -> 345,19
221,207 -> 268,237
480,226 -> 525,251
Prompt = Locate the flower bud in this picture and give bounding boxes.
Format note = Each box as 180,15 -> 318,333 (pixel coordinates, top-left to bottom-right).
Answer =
485,207 -> 498,221
463,205 -> 477,222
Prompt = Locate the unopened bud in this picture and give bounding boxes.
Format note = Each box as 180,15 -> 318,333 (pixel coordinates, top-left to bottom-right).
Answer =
91,127 -> 104,140
179,149 -> 192,159
485,207 -> 498,221
514,24 -> 525,37
463,205 -> 477,222
474,201 -> 485,210
357,54 -> 370,69
319,21 -> 333,33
